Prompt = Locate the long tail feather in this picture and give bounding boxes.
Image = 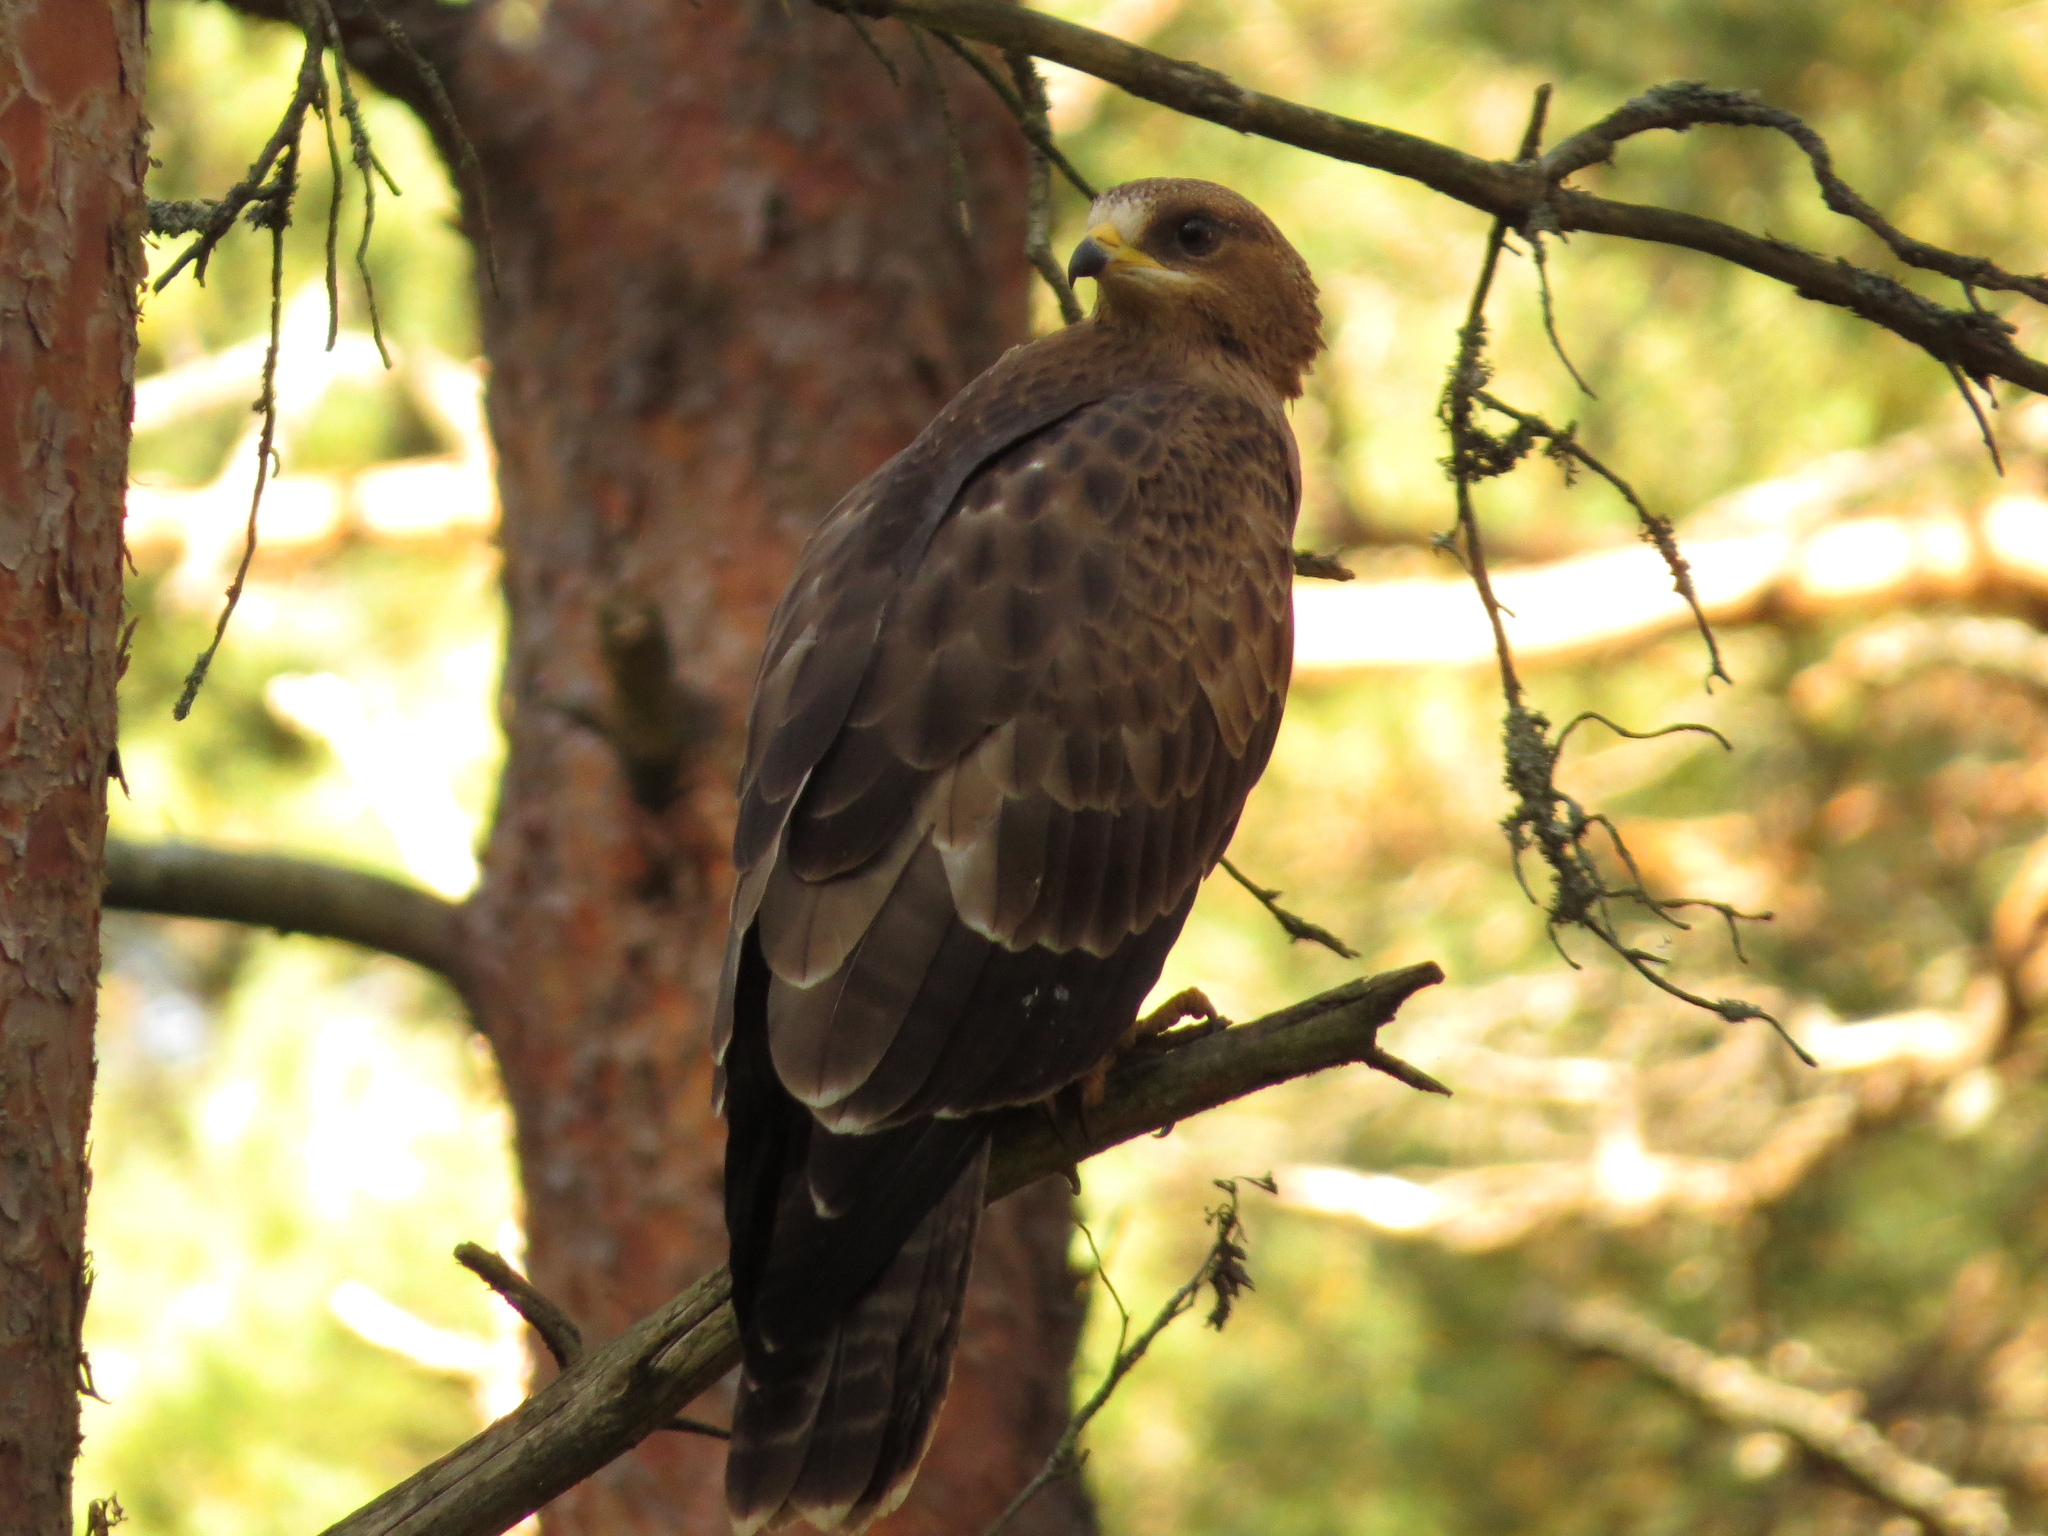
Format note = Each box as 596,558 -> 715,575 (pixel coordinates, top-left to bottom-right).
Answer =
728,1143 -> 988,1534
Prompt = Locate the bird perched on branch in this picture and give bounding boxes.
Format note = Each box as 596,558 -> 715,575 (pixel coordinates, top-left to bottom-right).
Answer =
716,178 -> 1322,1534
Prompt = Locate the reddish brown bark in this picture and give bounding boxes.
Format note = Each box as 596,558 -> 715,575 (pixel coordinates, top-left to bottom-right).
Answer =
0,1 -> 146,1529
433,4 -> 1091,1531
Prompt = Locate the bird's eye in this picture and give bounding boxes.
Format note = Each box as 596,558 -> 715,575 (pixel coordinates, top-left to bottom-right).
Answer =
1175,214 -> 1222,257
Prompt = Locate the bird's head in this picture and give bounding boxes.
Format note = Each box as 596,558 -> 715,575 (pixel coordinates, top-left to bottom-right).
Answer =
1067,178 -> 1323,399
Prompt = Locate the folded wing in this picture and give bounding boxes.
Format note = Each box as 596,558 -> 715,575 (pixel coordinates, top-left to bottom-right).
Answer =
720,373 -> 1298,1536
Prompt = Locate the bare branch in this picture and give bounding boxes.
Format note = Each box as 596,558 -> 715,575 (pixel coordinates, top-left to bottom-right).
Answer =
906,25 -> 974,235
311,0 -> 399,361
1429,93 -> 1790,1055
155,0 -> 455,714
103,839 -> 474,1008
852,12 -> 907,87
1539,80 -> 2048,309
1005,49 -> 1086,324
451,1244 -> 730,1441
1471,391 -> 1727,687
207,0 -> 494,288
1527,229 -> 1595,397
924,32 -> 1095,201
149,26 -> 322,294
147,20 -> 336,719
818,0 -> 2048,398
1533,1295 -> 2031,1536
173,122 -> 297,720
311,962 -> 1443,1536
453,1245 -> 581,1372
987,1176 -> 1271,1534
1218,856 -> 1358,960
1291,548 -> 1354,581
1947,362 -> 2005,475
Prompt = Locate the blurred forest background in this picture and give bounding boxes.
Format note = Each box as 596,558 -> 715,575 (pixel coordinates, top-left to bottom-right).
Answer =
89,0 -> 2048,1532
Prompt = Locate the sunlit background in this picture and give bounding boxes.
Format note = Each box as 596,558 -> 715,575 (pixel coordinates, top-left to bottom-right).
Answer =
89,1 -> 2048,1531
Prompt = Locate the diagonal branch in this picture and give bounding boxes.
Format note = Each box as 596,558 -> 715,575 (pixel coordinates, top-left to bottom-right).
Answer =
818,0 -> 2048,398
103,838 -> 474,1009
1533,1295 -> 2030,1536
1217,855 -> 1358,959
986,1175 -> 1269,1534
1539,81 -> 2048,308
312,962 -> 1444,1536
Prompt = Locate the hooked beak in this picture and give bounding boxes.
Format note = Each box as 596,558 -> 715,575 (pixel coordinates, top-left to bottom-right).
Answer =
1067,233 -> 1112,284
1067,220 -> 1165,284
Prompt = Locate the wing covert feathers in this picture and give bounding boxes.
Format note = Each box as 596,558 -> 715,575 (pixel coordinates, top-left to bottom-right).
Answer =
732,379 -> 1296,1127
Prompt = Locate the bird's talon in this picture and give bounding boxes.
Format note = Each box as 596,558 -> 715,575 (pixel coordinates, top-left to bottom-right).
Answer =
1132,986 -> 1230,1046
1078,1060 -> 1110,1106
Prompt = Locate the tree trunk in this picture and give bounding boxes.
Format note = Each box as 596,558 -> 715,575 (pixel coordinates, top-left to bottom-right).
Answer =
442,4 -> 1094,1531
0,1 -> 146,1529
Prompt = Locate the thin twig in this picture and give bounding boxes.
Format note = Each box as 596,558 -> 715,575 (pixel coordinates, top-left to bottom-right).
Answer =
986,1177 -> 1272,1535
661,1415 -> 733,1441
351,0 -> 497,289
927,31 -> 1095,199
1436,94 -> 1537,704
1539,80 -> 2048,309
1218,856 -> 1358,959
1073,1217 -> 1130,1353
453,1245 -> 729,1440
1527,228 -> 1594,397
455,1245 -> 583,1371
1471,391 -> 1729,686
1552,711 -> 1731,755
1947,363 -> 2004,477
842,9 -> 902,86
316,64 -> 344,349
1004,49 -> 1083,323
312,0 -> 397,364
175,133 -> 297,721
907,25 -> 973,235
153,2 -> 419,714
1532,79 -> 2033,464
1436,90 -> 1793,1060
151,32 -> 324,293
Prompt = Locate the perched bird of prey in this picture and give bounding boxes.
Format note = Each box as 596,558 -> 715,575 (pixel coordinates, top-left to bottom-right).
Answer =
716,178 -> 1323,1534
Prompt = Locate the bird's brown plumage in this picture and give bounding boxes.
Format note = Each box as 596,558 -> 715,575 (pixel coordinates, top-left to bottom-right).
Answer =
717,179 -> 1322,1534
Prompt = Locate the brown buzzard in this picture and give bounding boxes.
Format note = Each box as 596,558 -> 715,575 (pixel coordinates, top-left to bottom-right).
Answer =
717,178 -> 1323,1533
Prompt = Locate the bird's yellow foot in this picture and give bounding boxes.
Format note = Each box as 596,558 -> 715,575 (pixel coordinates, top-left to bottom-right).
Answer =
1133,985 -> 1230,1043
1080,987 -> 1233,1105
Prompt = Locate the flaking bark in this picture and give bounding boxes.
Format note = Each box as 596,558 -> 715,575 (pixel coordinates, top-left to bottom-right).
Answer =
0,2 -> 147,1529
